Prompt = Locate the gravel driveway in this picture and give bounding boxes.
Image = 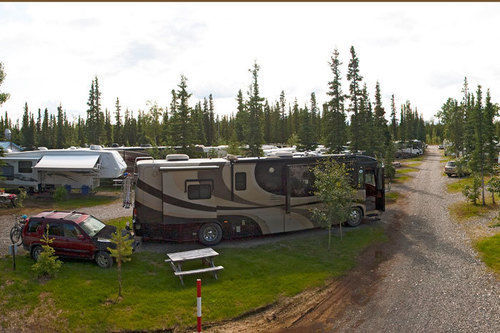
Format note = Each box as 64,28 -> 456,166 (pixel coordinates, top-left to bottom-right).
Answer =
331,146 -> 499,332
0,200 -> 131,256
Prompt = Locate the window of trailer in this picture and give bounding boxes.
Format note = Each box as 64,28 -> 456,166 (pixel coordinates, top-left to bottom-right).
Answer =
188,184 -> 212,200
18,161 -> 33,173
235,172 -> 247,191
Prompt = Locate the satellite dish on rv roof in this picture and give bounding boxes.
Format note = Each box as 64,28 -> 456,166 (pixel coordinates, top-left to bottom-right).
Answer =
38,147 -> 48,150
90,145 -> 103,150
166,154 -> 189,161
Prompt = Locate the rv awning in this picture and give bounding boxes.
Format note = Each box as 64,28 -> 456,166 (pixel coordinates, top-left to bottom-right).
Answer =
33,155 -> 100,172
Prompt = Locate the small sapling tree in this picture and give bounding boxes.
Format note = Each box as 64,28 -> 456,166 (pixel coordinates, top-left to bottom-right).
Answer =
311,158 -> 357,249
462,176 -> 481,205
32,226 -> 62,279
108,224 -> 133,298
487,176 -> 500,205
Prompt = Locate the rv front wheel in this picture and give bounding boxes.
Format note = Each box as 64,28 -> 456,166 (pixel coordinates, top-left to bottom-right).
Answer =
347,207 -> 363,227
198,223 -> 223,246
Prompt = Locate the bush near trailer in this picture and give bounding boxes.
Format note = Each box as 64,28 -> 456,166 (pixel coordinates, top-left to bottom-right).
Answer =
0,225 -> 386,332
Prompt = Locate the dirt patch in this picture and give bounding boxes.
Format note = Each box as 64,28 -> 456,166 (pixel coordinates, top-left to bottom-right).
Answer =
208,202 -> 408,333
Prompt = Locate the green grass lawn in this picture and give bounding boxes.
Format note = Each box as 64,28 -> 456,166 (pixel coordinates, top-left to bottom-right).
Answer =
0,194 -> 120,216
449,198 -> 498,220
386,191 -> 400,203
446,176 -> 493,194
393,173 -> 412,183
0,226 -> 386,332
474,233 -> 500,275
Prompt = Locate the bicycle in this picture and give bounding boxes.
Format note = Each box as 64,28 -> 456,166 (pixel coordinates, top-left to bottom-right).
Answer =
10,214 -> 28,246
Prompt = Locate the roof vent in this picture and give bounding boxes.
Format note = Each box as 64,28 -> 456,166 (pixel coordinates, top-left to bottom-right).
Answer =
90,145 -> 103,150
38,147 -> 48,151
166,154 -> 189,161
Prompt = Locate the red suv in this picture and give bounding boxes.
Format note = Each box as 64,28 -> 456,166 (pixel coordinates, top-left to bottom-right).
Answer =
22,211 -> 137,268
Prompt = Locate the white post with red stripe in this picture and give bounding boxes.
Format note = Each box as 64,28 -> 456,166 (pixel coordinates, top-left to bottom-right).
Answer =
197,279 -> 202,332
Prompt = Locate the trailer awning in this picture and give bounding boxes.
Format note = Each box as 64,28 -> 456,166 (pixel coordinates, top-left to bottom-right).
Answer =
33,155 -> 100,172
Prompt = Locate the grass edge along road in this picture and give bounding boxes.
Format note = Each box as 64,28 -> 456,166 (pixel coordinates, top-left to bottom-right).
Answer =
0,225 -> 386,332
474,233 -> 500,275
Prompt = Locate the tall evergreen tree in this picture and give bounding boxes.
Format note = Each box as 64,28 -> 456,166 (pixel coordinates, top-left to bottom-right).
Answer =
346,46 -> 363,151
170,75 -> 193,150
324,48 -> 346,152
390,94 -> 397,139
114,98 -> 122,145
234,89 -> 247,142
245,62 -> 264,156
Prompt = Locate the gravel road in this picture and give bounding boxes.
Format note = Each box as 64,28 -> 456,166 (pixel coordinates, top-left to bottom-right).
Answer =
0,200 -> 130,255
330,146 -> 499,332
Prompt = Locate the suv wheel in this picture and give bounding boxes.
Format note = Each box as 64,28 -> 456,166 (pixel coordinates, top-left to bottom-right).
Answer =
95,251 -> 113,268
31,245 -> 43,261
346,207 -> 363,227
198,223 -> 223,246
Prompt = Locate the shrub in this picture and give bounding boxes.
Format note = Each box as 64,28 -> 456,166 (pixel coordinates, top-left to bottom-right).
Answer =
462,176 -> 481,205
53,186 -> 68,202
16,188 -> 27,207
32,226 -> 62,279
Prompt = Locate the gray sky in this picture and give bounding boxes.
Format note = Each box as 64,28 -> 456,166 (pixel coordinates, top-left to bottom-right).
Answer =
1,2 -> 499,122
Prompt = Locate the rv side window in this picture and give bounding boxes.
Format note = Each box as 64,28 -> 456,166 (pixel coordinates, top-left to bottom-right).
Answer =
188,184 -> 212,200
18,161 -> 33,173
235,172 -> 246,191
1,165 -> 14,180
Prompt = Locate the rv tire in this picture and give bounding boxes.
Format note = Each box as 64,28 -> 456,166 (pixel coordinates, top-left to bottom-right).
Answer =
346,207 -> 363,227
198,223 -> 223,246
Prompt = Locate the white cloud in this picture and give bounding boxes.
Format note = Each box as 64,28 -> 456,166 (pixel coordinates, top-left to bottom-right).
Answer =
1,2 -> 500,123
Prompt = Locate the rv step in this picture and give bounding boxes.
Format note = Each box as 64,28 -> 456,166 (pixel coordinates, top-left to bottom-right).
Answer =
174,266 -> 224,276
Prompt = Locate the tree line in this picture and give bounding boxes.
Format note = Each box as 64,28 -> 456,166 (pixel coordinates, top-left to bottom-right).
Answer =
2,49 -> 441,157
437,77 -> 499,205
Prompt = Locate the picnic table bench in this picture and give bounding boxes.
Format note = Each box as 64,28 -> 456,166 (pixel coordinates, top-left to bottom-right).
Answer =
165,248 -> 223,285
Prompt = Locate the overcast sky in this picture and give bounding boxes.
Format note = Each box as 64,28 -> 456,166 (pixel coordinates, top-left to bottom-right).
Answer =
1,2 -> 499,123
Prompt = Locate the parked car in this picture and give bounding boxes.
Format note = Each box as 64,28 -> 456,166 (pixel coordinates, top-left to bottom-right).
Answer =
22,211 -> 138,268
444,160 -> 470,177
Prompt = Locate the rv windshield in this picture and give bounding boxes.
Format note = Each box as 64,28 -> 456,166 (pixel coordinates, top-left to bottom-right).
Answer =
79,216 -> 106,237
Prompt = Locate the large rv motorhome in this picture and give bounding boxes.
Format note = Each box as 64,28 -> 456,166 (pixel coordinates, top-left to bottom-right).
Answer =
133,153 -> 385,245
0,146 -> 127,192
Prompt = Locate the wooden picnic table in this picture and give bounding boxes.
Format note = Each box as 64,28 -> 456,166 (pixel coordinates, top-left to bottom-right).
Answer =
165,248 -> 223,285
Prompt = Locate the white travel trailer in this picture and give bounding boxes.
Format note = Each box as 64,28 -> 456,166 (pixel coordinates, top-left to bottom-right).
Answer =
0,146 -> 127,192
133,153 -> 385,245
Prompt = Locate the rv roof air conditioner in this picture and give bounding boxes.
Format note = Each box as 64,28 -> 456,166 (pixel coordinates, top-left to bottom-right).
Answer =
90,145 -> 103,150
166,154 -> 189,161
38,147 -> 48,151
275,151 -> 293,158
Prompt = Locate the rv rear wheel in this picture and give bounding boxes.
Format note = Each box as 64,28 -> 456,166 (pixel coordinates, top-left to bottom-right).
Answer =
198,223 -> 223,246
346,207 -> 363,227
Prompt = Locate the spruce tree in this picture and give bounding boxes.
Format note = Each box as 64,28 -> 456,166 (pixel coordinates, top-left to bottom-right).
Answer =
390,94 -> 397,139
170,75 -> 193,151
324,48 -> 346,152
245,62 -> 264,156
346,46 -> 363,151
234,89 -> 247,143
114,98 -> 122,145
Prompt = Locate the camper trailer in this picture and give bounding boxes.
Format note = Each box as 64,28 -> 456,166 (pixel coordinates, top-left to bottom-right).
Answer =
133,153 -> 385,245
0,146 -> 127,192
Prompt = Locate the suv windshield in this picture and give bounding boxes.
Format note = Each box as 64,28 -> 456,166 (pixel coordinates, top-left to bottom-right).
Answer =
447,161 -> 456,167
79,216 -> 106,237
